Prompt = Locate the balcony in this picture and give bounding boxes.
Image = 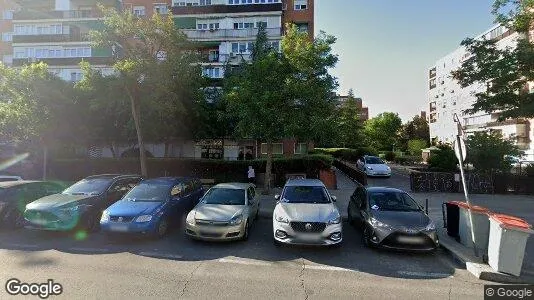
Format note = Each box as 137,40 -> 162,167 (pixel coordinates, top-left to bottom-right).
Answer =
182,27 -> 282,41
12,33 -> 90,44
172,3 -> 283,15
14,9 -> 100,20
12,56 -> 113,67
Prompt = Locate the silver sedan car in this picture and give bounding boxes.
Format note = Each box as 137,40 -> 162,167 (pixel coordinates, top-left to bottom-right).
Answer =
273,179 -> 342,247
348,186 -> 439,251
185,183 -> 259,241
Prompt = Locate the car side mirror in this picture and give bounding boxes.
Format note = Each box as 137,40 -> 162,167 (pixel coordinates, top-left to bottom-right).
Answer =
274,195 -> 280,200
331,196 -> 337,202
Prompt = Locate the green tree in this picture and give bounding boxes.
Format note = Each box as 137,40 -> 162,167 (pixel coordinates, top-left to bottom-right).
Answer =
428,144 -> 457,172
0,63 -> 85,150
398,115 -> 429,151
88,7 -> 200,175
407,139 -> 428,156
225,24 -> 338,193
466,131 -> 522,173
452,0 -> 533,120
337,89 -> 364,148
364,112 -> 402,151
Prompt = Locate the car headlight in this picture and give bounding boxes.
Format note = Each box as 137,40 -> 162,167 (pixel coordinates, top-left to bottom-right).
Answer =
425,220 -> 436,231
100,211 -> 110,222
60,205 -> 82,215
366,166 -> 373,170
370,217 -> 390,229
275,214 -> 289,224
135,215 -> 152,223
327,216 -> 341,225
186,212 -> 196,225
229,214 -> 243,225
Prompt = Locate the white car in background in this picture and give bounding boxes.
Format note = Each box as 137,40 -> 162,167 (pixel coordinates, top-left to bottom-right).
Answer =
357,156 -> 391,177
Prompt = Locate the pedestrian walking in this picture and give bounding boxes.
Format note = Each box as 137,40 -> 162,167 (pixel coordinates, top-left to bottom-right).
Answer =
247,166 -> 256,184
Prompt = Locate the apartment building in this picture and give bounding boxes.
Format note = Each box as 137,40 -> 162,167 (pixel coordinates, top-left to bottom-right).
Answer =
427,24 -> 534,159
0,0 -> 18,66
336,95 -> 369,122
9,0 -> 119,81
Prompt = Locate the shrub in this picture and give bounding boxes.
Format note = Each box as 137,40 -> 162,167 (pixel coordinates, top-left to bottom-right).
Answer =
428,145 -> 457,172
407,139 -> 427,156
312,147 -> 378,162
384,151 -> 396,162
525,164 -> 534,177
394,155 -> 420,165
465,131 -> 521,173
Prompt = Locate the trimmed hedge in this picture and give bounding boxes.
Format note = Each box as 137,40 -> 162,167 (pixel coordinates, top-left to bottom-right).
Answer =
311,147 -> 378,163
394,155 -> 420,165
48,155 -> 333,187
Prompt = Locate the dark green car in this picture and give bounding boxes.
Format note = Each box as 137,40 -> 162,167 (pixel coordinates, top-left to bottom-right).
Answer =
24,174 -> 142,231
0,181 -> 66,229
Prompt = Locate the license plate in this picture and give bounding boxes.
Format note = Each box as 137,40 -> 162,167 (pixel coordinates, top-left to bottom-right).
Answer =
299,234 -> 320,241
32,219 -> 48,225
397,236 -> 422,244
109,224 -> 129,232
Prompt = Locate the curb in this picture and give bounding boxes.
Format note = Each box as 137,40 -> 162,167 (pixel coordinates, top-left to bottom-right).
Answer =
438,235 -> 534,284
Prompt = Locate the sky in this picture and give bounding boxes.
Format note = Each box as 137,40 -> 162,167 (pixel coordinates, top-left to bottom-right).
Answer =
315,0 -> 496,121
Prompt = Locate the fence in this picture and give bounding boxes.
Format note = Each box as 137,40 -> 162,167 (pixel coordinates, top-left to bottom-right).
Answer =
333,160 -> 367,186
409,171 -> 534,195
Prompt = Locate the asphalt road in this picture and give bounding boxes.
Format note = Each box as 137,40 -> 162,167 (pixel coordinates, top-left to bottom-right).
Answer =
0,217 -> 487,299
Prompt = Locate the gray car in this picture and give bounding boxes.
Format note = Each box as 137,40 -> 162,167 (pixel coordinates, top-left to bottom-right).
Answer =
273,179 -> 342,247
348,186 -> 438,251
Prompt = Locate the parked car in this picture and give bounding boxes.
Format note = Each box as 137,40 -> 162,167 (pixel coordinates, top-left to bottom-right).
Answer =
357,156 -> 391,177
272,179 -> 342,247
186,183 -> 258,241
101,177 -> 204,238
0,175 -> 23,182
24,174 -> 142,232
0,181 -> 65,229
347,186 -> 438,251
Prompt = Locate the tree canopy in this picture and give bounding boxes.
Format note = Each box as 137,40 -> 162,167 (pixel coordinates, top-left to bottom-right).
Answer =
364,112 -> 403,151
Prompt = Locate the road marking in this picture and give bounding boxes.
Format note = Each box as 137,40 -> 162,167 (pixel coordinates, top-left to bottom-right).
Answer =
68,247 -> 109,253
138,252 -> 183,259
4,243 -> 40,249
305,265 -> 355,272
397,271 -> 453,278
218,258 -> 272,267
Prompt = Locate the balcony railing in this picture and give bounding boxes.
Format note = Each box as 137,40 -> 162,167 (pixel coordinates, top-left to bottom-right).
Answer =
172,3 -> 282,15
12,56 -> 113,67
182,27 -> 282,40
14,9 -> 99,20
12,33 -> 90,43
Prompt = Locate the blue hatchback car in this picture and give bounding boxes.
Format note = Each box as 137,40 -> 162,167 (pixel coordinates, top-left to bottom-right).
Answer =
100,177 -> 204,238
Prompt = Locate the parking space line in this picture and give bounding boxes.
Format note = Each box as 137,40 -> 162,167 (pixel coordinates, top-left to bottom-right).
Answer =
68,247 -> 110,253
218,258 -> 272,267
305,265 -> 355,272
397,271 -> 453,278
138,252 -> 184,259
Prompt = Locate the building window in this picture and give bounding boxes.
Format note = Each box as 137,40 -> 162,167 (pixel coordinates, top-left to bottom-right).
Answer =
154,3 -> 168,14
261,143 -> 283,155
233,22 -> 254,29
70,72 -> 83,82
203,67 -> 222,78
133,6 -> 146,16
294,0 -> 308,10
197,22 -> 219,30
2,10 -> 14,20
295,23 -> 309,33
199,0 -> 212,5
2,32 -> 12,42
294,143 -> 307,154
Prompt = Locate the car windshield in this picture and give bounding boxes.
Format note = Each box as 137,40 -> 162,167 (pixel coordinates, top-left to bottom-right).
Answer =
63,179 -> 111,195
123,183 -> 170,202
281,186 -> 331,204
366,157 -> 384,164
203,188 -> 245,205
369,191 -> 421,212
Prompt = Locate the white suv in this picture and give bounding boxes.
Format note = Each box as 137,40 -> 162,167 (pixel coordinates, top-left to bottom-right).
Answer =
273,179 -> 342,247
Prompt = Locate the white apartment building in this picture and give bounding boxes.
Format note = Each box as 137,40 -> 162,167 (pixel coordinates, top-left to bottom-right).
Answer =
427,24 -> 534,159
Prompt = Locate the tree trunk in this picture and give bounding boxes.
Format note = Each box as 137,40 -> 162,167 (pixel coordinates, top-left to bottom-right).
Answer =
264,141 -> 273,194
126,86 -> 148,177
109,141 -> 117,158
